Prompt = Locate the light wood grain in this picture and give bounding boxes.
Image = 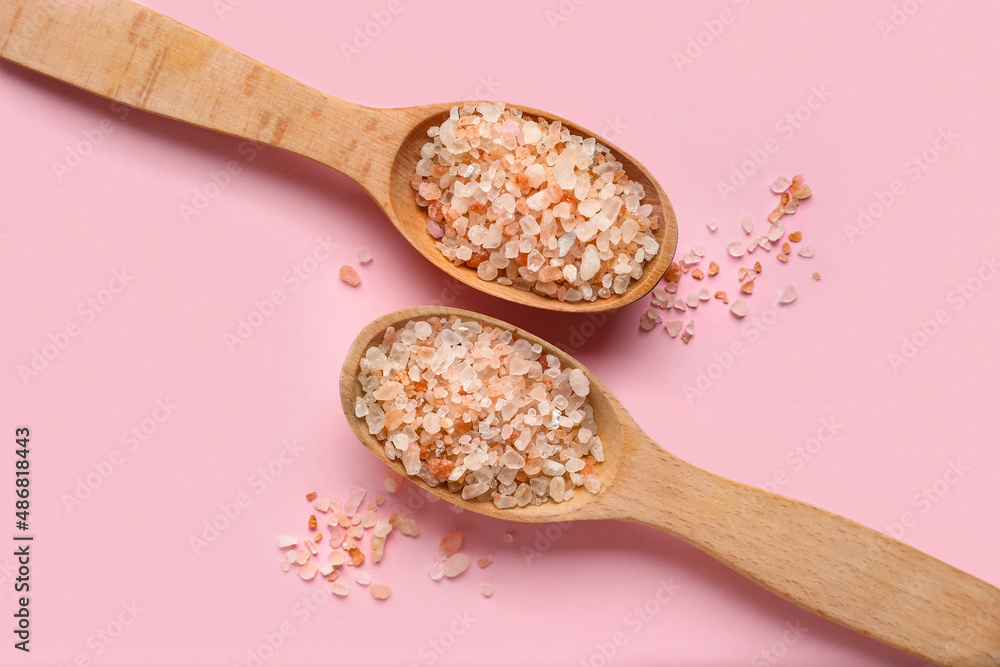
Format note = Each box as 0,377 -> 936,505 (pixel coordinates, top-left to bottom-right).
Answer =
341,306 -> 1000,667
0,0 -> 677,312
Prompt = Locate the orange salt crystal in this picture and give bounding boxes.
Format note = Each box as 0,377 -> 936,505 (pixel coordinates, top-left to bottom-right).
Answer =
691,268 -> 705,280
308,515 -> 317,530
370,584 -> 392,600
708,261 -> 719,276
781,242 -> 791,255
788,231 -> 802,242
777,253 -> 789,263
741,280 -> 755,295
339,265 -> 361,287
714,291 -> 728,304
306,492 -> 318,501
428,458 -> 454,477
348,547 -> 365,566
813,272 -> 821,280
314,533 -> 323,543
478,556 -> 493,568
440,532 -> 464,556
753,261 -> 762,273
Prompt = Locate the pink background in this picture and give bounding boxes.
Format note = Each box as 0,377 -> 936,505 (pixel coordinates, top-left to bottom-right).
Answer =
2,0 -> 998,665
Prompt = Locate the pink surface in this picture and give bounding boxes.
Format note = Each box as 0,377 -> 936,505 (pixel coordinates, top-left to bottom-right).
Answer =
2,1 -> 998,665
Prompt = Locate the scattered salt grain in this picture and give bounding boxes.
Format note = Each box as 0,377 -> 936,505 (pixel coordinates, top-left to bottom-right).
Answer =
339,265 -> 361,287
779,285 -> 798,304
728,242 -> 745,258
355,572 -> 371,586
741,216 -> 753,235
797,244 -> 815,258
707,222 -> 718,232
370,584 -> 392,600
384,472 -> 402,494
813,272 -> 821,280
730,300 -> 748,318
443,553 -> 470,578
280,561 -> 291,572
482,584 -> 494,598
277,535 -> 297,548
299,563 -> 318,581
769,176 -> 791,193
344,487 -> 367,515
331,581 -> 350,597
440,532 -> 464,556
478,556 -> 493,568
429,561 -> 445,580
503,533 -> 514,543
358,247 -> 373,264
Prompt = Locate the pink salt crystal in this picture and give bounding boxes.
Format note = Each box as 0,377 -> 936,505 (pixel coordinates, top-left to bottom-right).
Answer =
277,536 -> 297,548
362,510 -> 377,528
355,572 -> 371,586
319,563 -> 334,577
706,222 -> 718,232
440,532 -> 464,556
426,218 -> 445,239
329,526 -> 347,548
730,300 -> 748,318
727,242 -> 745,258
664,320 -> 683,338
384,473 -> 402,494
331,581 -> 350,597
767,219 -> 785,243
370,584 -> 392,600
307,539 -> 319,555
339,265 -> 361,287
478,556 -> 493,568
443,553 -> 470,578
482,584 -> 494,598
280,561 -> 291,572
428,561 -> 445,581
503,533 -> 514,543
358,247 -> 373,264
685,293 -> 699,309
296,549 -> 309,565
741,216 -> 753,235
344,487 -> 366,515
779,285 -> 798,304
329,551 -> 345,566
286,550 -> 298,563
769,176 -> 791,193
299,563 -> 318,581
375,494 -> 386,506
312,498 -> 330,513
371,535 -> 386,563
797,244 -> 815,258
698,287 -> 711,301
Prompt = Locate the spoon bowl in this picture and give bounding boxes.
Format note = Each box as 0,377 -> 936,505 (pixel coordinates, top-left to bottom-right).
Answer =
0,0 -> 678,312
341,306 -> 1000,667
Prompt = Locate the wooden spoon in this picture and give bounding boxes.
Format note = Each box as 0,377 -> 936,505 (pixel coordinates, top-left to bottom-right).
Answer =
0,0 -> 677,312
341,306 -> 1000,666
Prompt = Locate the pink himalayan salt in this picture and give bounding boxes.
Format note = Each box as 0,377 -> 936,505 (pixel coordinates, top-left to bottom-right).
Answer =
356,316 -> 603,509
339,265 -> 361,287
443,553 -> 469,578
482,584 -> 494,598
358,247 -> 373,264
412,103 -> 659,303
370,583 -> 392,600
440,532 -> 464,556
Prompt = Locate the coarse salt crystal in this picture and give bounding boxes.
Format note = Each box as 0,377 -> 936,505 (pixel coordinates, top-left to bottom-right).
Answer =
299,563 -> 318,580
370,583 -> 391,600
728,242 -> 745,258
443,553 -> 469,578
779,285 -> 798,304
741,216 -> 753,235
358,247 -> 373,264
339,265 -> 361,287
482,584 -> 494,598
331,581 -> 350,597
797,244 -> 815,258
277,535 -> 297,548
769,176 -> 791,193
730,300 -> 748,318
355,572 -> 371,586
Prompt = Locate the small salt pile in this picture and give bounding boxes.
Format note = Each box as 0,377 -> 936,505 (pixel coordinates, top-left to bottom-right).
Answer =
356,316 -> 604,508
411,102 -> 660,302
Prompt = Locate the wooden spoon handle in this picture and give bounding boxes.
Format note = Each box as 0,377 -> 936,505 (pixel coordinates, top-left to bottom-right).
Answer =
616,443 -> 1000,665
0,0 -> 379,182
